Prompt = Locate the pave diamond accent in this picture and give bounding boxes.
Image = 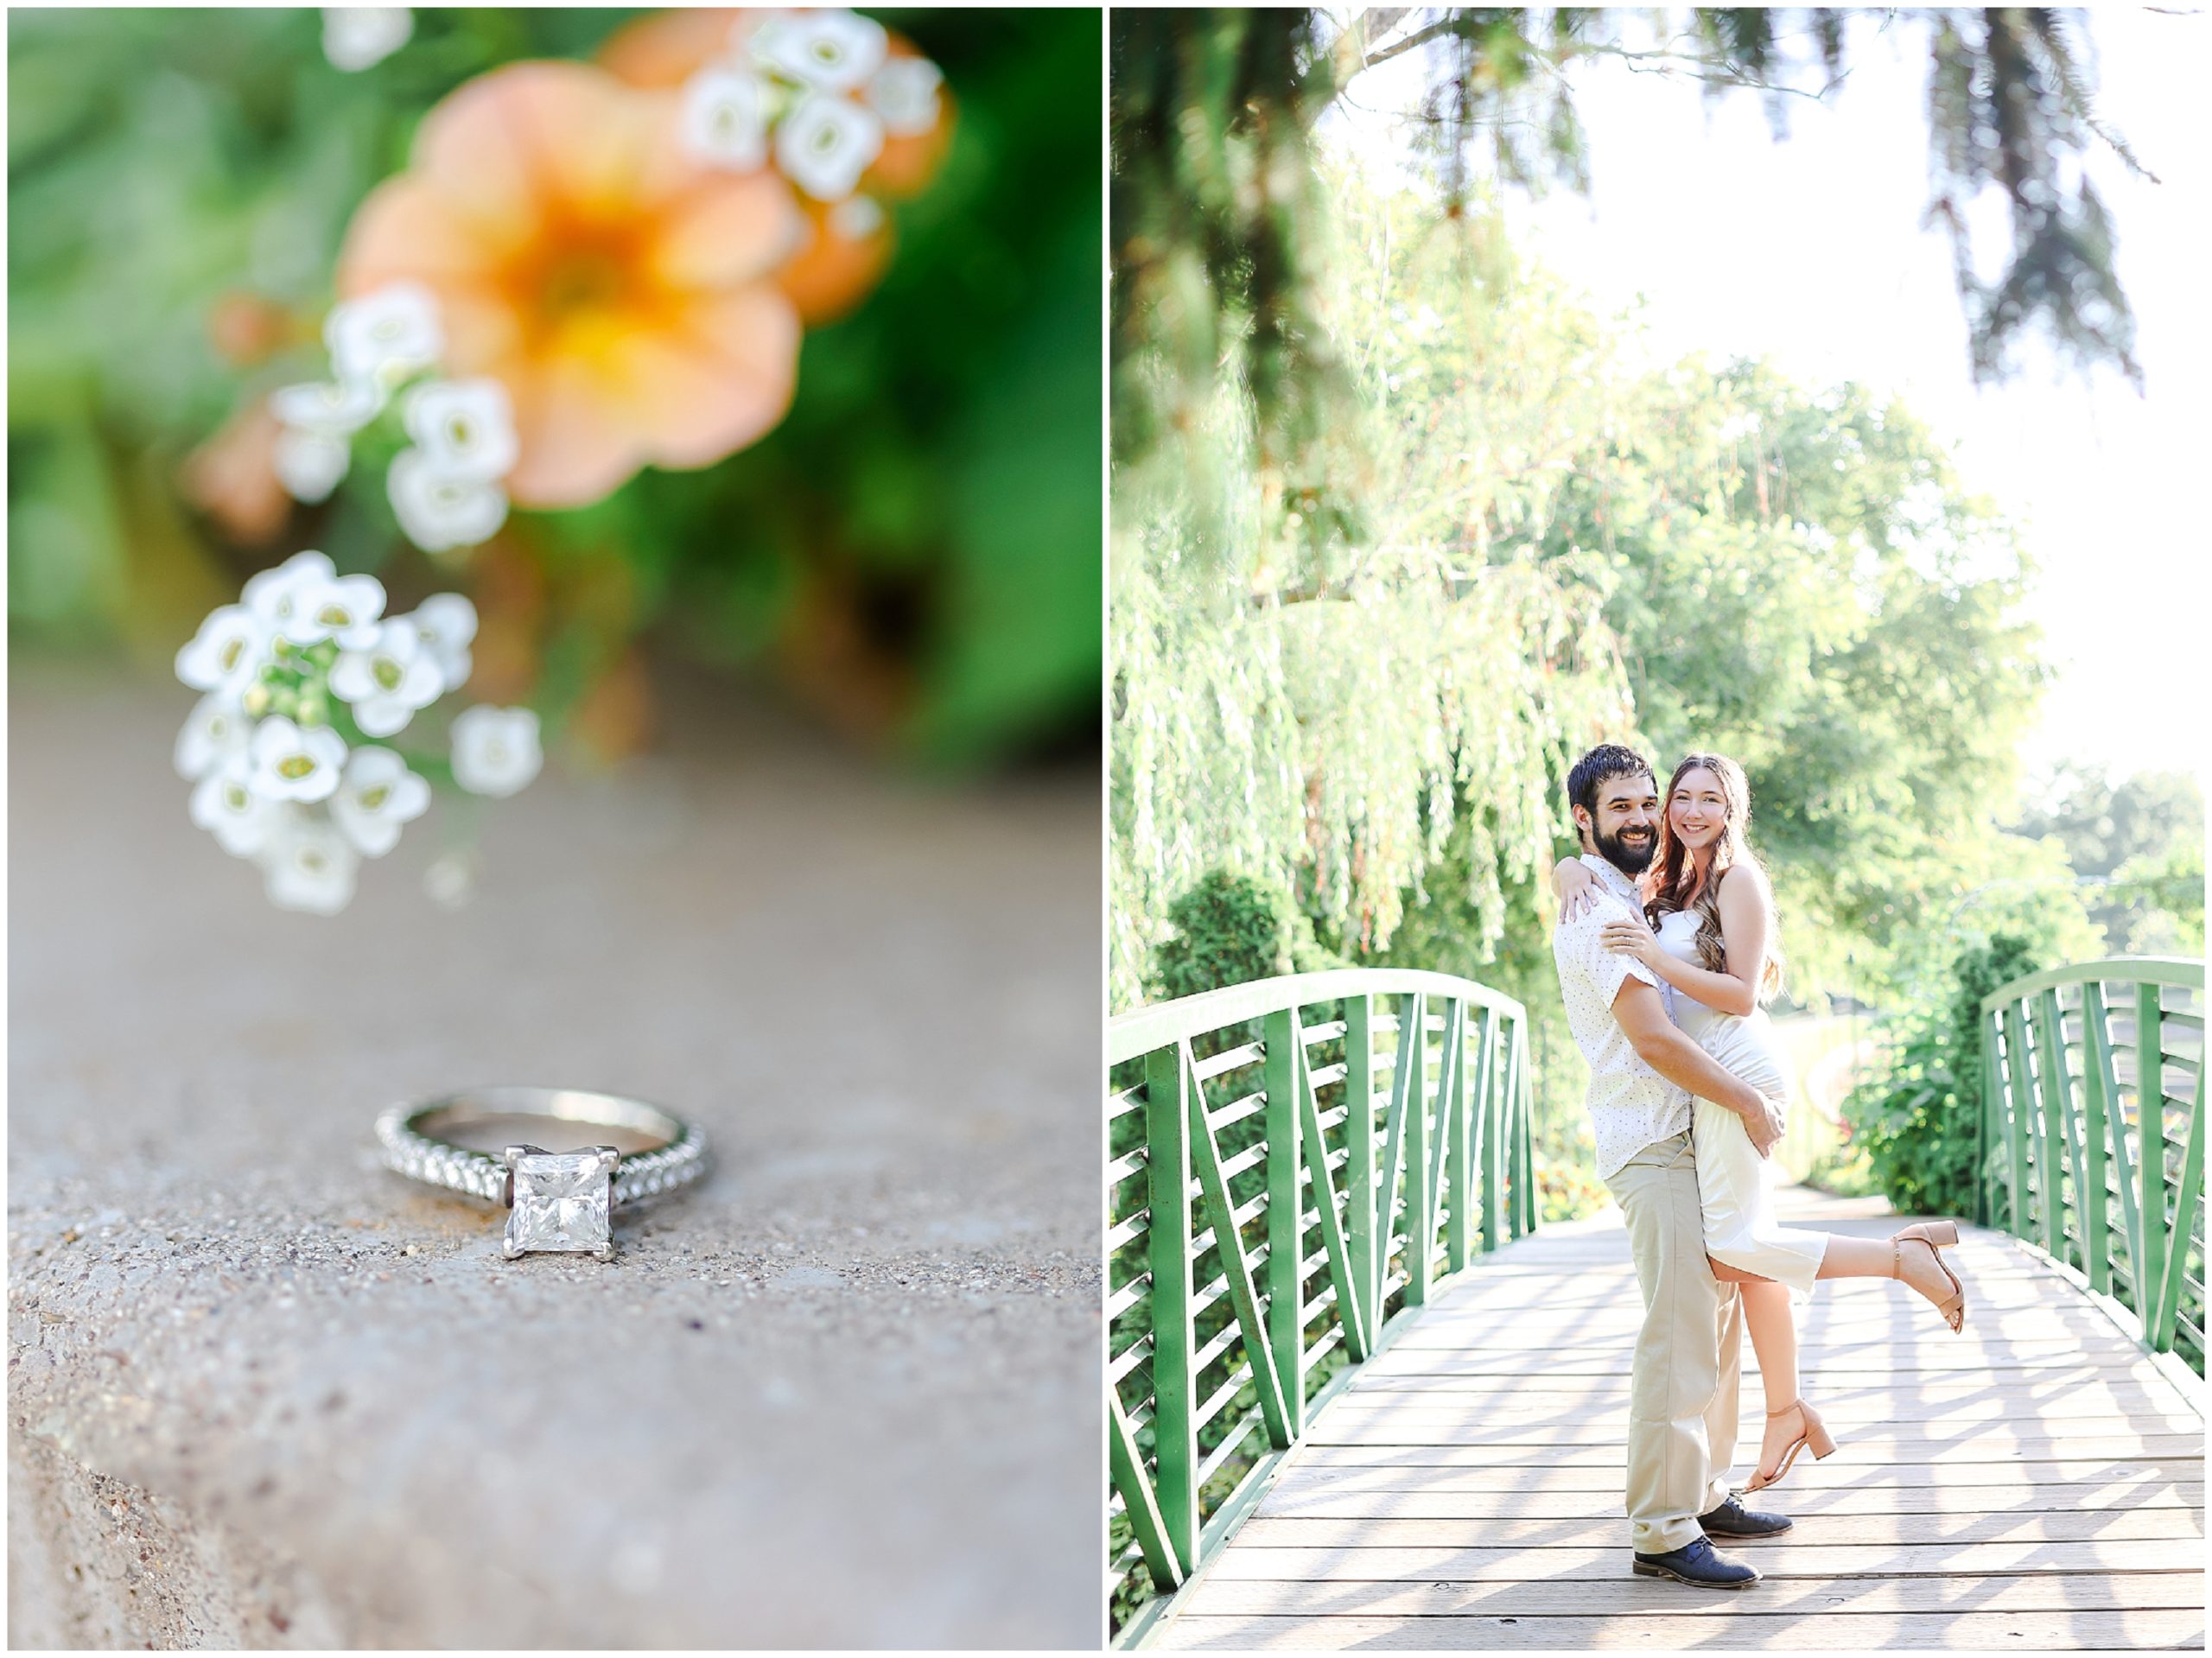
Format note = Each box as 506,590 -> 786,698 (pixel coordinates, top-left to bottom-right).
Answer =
505,1149 -> 614,1258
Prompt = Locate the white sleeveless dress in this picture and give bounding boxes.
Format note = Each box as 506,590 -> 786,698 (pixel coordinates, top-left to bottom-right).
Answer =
1655,909 -> 1829,1300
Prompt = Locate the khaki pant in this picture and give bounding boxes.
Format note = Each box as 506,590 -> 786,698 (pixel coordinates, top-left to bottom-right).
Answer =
1605,1130 -> 1744,1553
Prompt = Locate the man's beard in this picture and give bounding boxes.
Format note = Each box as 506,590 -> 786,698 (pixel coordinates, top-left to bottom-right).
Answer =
1596,822 -> 1656,875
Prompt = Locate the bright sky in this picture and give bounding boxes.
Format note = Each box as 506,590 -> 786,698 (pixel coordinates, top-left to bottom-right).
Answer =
1320,10 -> 2209,792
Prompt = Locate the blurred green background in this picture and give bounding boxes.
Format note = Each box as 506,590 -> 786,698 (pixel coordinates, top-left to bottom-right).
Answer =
9,6 -> 1101,767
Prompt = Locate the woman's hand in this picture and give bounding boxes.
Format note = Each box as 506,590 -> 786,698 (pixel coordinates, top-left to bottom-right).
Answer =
1599,917 -> 1663,969
1554,860 -> 1601,924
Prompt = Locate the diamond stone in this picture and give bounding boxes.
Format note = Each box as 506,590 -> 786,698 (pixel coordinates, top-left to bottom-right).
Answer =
505,1148 -> 615,1258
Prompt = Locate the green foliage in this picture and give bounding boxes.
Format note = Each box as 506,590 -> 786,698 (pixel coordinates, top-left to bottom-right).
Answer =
7,8 -> 1099,765
1151,870 -> 1343,1004
2010,766 -> 2206,953
1844,933 -> 2044,1219
1109,8 -> 2148,494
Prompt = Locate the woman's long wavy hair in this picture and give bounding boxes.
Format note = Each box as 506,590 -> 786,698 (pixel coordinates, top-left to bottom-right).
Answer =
1647,753 -> 1785,1004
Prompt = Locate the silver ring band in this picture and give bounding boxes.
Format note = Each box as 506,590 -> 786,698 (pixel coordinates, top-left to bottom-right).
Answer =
375,1087 -> 709,1258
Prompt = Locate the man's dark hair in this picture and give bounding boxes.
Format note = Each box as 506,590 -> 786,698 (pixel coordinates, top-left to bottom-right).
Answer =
1567,743 -> 1656,823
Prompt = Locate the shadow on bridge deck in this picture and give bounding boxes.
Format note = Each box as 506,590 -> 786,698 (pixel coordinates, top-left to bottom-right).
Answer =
1152,1186 -> 2208,1650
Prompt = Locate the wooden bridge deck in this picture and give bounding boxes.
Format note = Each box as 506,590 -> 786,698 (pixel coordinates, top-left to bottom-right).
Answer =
1151,1188 -> 2207,1649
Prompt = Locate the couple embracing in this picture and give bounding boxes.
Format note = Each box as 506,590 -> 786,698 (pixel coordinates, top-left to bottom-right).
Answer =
1548,743 -> 1970,1589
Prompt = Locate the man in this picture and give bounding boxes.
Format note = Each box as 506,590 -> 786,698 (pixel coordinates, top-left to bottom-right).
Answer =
1549,743 -> 1793,1589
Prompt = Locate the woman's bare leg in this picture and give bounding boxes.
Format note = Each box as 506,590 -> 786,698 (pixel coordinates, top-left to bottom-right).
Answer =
1707,1258 -> 1808,1483
1816,1235 -> 1953,1306
1736,1280 -> 1806,1481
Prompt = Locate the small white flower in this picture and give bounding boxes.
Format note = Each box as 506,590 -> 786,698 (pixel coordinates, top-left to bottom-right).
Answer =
241,549 -> 338,638
753,10 -> 887,92
174,691 -> 251,781
866,57 -> 942,136
681,67 -> 771,170
329,746 -> 430,857
776,95 -> 883,201
450,705 -> 542,798
330,618 -> 444,738
423,848 -> 480,911
326,282 -> 442,387
403,378 -> 518,481
282,571 -> 387,649
246,716 -> 348,804
175,604 -> 271,694
270,378 -> 385,436
389,448 -> 508,552
190,758 -> 285,857
322,6 -> 412,73
830,194 -> 886,240
403,592 -> 478,690
260,811 -> 361,916
273,427 -> 351,503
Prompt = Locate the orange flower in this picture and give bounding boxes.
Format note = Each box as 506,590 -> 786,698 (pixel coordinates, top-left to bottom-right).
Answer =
597,10 -> 953,324
335,61 -> 804,509
181,398 -> 290,543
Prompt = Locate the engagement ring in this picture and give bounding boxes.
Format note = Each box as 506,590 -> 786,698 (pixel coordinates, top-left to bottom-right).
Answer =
375,1086 -> 709,1259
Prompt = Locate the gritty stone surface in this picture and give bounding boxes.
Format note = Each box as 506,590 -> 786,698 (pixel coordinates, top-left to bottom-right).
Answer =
9,665 -> 1102,1649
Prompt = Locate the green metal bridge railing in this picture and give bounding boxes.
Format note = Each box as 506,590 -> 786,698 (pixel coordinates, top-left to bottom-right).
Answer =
1107,969 -> 1536,1642
1981,956 -> 2205,1375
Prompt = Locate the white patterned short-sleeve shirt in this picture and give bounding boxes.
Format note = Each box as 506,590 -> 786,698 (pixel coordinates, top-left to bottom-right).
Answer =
1551,854 -> 1692,1179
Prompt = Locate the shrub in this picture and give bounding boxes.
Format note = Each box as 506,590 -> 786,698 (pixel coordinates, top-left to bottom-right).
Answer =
1844,933 -> 2042,1220
1150,870 -> 1343,1002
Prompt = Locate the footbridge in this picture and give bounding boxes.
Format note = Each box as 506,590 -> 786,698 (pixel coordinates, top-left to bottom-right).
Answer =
1106,960 -> 2205,1649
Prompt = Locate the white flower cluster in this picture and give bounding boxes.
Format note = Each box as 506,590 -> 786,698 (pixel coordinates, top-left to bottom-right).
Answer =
322,7 -> 411,73
269,283 -> 518,556
680,10 -> 942,206
175,549 -> 541,915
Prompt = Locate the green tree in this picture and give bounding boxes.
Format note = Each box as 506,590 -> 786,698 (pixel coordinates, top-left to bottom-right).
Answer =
1845,932 -> 2044,1222
1151,870 -> 1342,1003
2010,766 -> 2206,951
1113,8 -> 2154,495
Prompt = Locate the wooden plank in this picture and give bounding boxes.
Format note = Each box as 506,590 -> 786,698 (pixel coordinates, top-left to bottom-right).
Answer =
1298,1414 -> 2203,1447
1262,1458 -> 2206,1498
1289,1434 -> 2205,1468
1230,1509 -> 2202,1548
1154,1608 -> 2209,1650
1193,1536 -> 2206,1582
1180,1571 -> 2212,1619
1256,1484 -> 2207,1521
1342,1375 -> 2192,1407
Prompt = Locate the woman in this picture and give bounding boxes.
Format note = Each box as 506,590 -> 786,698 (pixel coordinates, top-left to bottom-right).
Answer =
1554,753 -> 1967,1491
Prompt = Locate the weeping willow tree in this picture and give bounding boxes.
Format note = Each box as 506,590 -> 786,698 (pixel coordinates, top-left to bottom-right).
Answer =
1113,7 -> 2152,502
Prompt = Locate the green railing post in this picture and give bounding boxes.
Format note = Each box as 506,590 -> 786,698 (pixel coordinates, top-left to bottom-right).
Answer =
1442,1007 -> 1478,1282
1344,994 -> 1377,1348
1143,1041 -> 1198,1574
1991,999 -> 2008,1237
2036,989 -> 2080,1269
1405,997 -> 1434,1307
1183,1039 -> 1292,1446
2139,983 -> 2167,1346
1376,993 -> 1421,1312
2079,987 -> 2111,1295
1513,1019 -> 1536,1237
2024,997 -> 2063,1259
1481,1010 -> 1504,1254
2085,981 -> 2144,1296
2002,1002 -> 2037,1241
1262,1007 -> 1305,1438
2154,1059 -> 2203,1351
